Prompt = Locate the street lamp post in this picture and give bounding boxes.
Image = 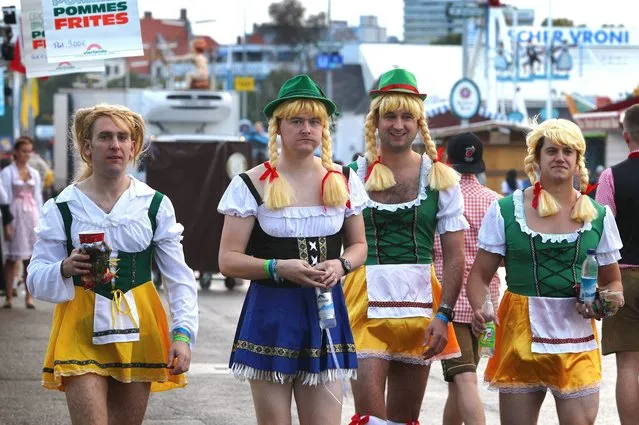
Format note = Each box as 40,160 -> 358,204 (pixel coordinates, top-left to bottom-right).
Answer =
326,0 -> 332,101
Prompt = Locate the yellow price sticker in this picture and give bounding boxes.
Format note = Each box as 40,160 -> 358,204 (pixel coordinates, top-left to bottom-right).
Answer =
234,76 -> 255,92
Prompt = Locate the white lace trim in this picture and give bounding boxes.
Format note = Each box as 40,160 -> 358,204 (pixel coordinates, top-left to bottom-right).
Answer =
486,380 -> 600,399
512,189 -> 592,243
357,350 -> 460,366
356,154 -> 433,212
230,364 -> 356,386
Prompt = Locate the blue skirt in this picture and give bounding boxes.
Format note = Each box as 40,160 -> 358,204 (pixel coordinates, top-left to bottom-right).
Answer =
229,281 -> 358,385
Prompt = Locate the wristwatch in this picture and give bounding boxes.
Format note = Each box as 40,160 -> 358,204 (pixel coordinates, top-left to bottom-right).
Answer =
437,303 -> 455,322
338,257 -> 352,275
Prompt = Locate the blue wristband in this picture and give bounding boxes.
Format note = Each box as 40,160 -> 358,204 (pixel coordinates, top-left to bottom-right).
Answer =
172,326 -> 191,339
435,312 -> 450,325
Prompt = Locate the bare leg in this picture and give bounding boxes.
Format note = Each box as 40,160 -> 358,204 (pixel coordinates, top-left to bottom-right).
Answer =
386,361 -> 430,423
444,372 -> 485,425
64,373 -> 109,425
443,382 -> 463,425
4,259 -> 16,306
615,352 -> 639,425
249,380 -> 294,425
350,358 -> 389,418
294,379 -> 342,425
107,379 -> 151,425
555,392 -> 598,425
499,392 -> 546,425
23,259 -> 33,307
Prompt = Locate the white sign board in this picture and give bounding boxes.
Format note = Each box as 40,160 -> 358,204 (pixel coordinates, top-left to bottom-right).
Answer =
21,0 -> 104,78
41,0 -> 143,62
449,78 -> 481,120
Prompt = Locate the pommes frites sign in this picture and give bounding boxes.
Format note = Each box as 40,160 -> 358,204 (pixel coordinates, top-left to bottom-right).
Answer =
41,0 -> 143,62
21,0 -> 105,78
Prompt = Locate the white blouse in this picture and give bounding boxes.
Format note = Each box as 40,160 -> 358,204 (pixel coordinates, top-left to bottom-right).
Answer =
354,155 -> 469,235
217,170 -> 369,238
478,189 -> 622,266
26,176 -> 199,343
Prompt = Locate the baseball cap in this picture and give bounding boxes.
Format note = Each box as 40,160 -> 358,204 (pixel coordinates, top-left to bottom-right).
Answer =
446,132 -> 485,174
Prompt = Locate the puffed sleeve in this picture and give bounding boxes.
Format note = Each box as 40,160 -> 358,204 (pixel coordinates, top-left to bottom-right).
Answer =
436,183 -> 470,234
345,171 -> 369,217
153,195 -> 199,345
217,175 -> 258,217
596,205 -> 622,266
477,200 -> 506,256
26,199 -> 76,303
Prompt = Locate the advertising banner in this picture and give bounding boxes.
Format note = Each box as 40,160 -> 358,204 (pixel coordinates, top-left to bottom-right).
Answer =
21,0 -> 104,78
507,26 -> 639,46
41,0 -> 143,62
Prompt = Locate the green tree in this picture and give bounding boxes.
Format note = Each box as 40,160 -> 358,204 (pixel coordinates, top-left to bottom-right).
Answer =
431,33 -> 463,45
541,18 -> 574,27
107,73 -> 150,89
37,73 -> 82,124
245,69 -> 295,123
267,0 -> 326,45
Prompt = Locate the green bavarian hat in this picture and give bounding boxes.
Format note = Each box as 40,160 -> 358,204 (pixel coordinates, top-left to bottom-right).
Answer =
263,75 -> 337,118
369,68 -> 427,100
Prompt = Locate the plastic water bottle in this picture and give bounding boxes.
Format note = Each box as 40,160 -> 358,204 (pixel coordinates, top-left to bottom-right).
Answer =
316,287 -> 336,329
479,295 -> 496,358
580,249 -> 598,305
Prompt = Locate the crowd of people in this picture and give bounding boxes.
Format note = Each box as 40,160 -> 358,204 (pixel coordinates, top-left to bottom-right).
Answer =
10,68 -> 637,425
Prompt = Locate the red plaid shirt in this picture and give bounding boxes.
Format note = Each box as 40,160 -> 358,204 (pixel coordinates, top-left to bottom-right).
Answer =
434,174 -> 501,323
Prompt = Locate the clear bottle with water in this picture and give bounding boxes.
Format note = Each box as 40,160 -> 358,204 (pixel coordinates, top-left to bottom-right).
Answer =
479,295 -> 496,358
579,249 -> 598,306
316,287 -> 336,329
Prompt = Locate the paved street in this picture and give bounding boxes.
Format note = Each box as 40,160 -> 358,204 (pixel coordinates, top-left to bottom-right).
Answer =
0,277 -> 621,425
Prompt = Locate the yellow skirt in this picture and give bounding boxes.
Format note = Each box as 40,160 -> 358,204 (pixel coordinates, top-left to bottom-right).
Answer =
343,266 -> 460,365
42,282 -> 186,392
485,291 -> 601,397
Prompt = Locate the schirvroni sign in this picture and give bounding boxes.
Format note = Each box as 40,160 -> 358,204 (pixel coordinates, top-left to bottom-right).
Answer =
508,27 -> 639,46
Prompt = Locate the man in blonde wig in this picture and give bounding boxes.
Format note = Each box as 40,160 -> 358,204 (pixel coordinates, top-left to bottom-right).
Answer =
468,118 -> 625,425
345,68 -> 467,425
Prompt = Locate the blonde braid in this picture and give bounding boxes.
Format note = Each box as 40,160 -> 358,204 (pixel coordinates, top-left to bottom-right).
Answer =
364,103 -> 395,191
264,117 -> 293,209
418,117 -> 459,190
320,123 -> 349,207
571,155 -> 598,222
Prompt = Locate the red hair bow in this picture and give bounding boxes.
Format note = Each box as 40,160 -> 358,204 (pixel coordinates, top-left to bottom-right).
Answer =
532,181 -> 542,210
349,414 -> 370,425
582,183 -> 598,195
435,146 -> 445,163
364,156 -> 382,182
321,170 -> 351,208
259,161 -> 279,183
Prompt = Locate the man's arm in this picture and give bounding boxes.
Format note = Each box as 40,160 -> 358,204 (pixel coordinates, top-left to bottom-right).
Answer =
595,168 -> 616,217
439,230 -> 465,307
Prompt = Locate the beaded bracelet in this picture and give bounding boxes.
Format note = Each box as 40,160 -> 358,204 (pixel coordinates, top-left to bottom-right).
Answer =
435,312 -> 450,325
60,260 -> 71,279
263,259 -> 272,279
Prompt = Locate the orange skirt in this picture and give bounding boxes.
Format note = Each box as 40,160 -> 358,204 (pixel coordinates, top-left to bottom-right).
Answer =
485,291 -> 601,398
42,282 -> 186,392
344,265 -> 460,365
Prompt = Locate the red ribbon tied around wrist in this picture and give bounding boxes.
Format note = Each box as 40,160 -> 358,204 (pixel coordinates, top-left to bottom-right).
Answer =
321,170 -> 351,208
532,181 -> 542,210
582,183 -> 598,195
259,161 -> 279,183
364,156 -> 382,182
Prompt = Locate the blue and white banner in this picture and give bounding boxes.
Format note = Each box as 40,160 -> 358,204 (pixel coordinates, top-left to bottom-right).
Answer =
507,26 -> 639,46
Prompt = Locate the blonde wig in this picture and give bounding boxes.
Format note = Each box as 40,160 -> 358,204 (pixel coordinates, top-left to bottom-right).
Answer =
263,99 -> 349,210
71,104 -> 146,182
524,118 -> 598,222
363,93 -> 459,191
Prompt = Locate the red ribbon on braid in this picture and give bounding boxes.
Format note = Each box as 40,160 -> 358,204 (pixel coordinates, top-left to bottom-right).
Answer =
435,146 -> 445,163
321,170 -> 351,208
348,414 -> 370,425
582,183 -> 598,196
259,161 -> 279,183
364,156 -> 382,182
532,181 -> 542,210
